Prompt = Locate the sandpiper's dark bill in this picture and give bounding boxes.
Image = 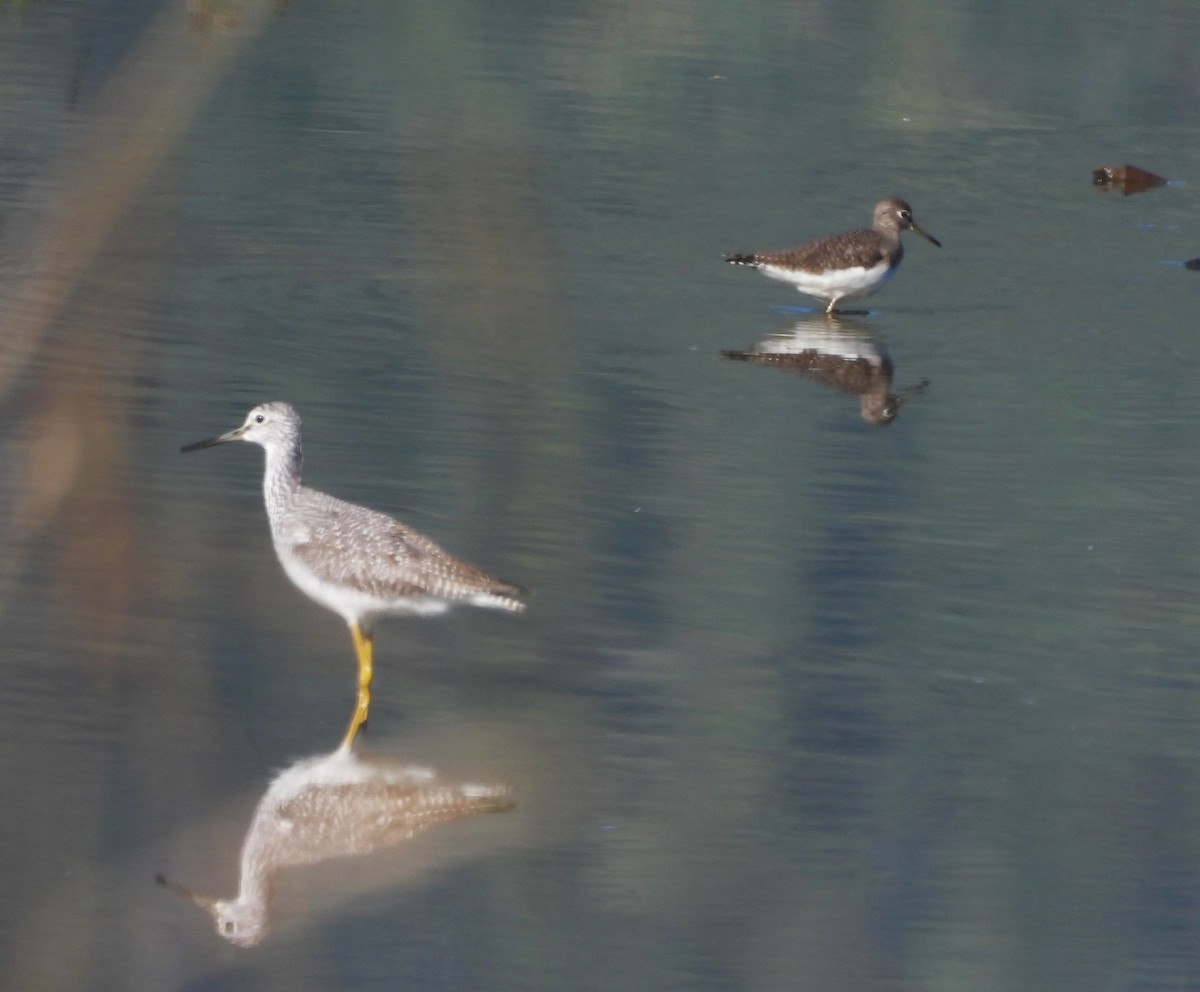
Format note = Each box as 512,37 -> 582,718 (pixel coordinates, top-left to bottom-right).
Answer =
181,425 -> 248,452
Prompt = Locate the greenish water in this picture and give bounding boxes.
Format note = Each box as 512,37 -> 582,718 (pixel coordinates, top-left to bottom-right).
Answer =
2,1 -> 1200,990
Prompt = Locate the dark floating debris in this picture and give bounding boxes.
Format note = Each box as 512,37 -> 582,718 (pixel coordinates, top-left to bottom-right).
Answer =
1185,258 -> 1200,271
1092,164 -> 1168,195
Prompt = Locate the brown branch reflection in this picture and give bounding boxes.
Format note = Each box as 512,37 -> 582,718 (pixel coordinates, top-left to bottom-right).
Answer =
721,318 -> 929,426
157,747 -> 515,947
0,0 -> 280,629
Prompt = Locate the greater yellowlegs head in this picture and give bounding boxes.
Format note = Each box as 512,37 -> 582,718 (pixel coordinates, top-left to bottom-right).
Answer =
875,197 -> 941,247
156,874 -> 268,947
208,897 -> 267,948
181,401 -> 301,455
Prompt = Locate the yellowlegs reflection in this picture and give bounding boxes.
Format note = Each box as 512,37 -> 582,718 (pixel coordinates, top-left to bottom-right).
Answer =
722,318 -> 928,425
726,198 -> 940,315
157,747 -> 515,947
182,402 -> 526,746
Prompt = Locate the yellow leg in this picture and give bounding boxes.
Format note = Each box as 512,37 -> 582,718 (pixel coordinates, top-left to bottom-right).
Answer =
340,620 -> 374,749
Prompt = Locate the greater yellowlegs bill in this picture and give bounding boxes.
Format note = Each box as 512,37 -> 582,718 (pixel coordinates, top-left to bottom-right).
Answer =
725,197 -> 940,315
181,402 -> 526,747
157,746 -> 514,946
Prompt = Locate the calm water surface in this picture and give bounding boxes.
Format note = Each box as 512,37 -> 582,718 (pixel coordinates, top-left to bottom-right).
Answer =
2,1 -> 1200,990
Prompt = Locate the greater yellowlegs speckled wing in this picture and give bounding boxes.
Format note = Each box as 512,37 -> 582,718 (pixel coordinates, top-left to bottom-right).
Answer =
181,402 -> 526,747
725,197 -> 940,315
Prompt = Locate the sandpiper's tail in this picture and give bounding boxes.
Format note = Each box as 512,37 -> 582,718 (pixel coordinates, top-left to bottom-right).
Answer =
468,590 -> 525,614
403,782 -> 517,835
470,585 -> 528,613
725,253 -> 761,267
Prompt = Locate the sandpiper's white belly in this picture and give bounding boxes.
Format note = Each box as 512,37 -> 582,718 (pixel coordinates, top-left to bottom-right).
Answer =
756,324 -> 882,362
760,259 -> 895,303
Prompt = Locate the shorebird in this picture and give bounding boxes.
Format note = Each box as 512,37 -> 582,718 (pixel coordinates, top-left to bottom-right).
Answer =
725,197 -> 940,314
157,747 -> 514,946
721,318 -> 928,425
182,402 -> 525,747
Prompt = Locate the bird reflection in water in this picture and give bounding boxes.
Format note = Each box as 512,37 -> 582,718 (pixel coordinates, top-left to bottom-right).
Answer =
721,317 -> 929,426
157,747 -> 515,947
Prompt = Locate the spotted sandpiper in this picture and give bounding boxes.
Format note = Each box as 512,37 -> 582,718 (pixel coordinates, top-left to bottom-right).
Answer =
725,197 -> 940,315
181,402 -> 526,748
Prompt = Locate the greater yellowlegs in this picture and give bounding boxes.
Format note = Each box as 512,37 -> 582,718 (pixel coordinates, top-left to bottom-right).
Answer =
182,402 -> 526,747
725,197 -> 940,314
157,746 -> 514,946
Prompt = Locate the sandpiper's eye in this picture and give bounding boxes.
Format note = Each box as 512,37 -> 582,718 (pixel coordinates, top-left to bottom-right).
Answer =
900,210 -> 911,220
222,920 -> 235,934
255,414 -> 265,424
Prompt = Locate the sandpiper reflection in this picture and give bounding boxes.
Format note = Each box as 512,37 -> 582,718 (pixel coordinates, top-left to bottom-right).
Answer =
721,317 -> 928,426
157,747 -> 514,947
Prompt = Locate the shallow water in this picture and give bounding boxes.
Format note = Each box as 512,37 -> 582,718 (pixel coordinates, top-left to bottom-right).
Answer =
3,1 -> 1200,990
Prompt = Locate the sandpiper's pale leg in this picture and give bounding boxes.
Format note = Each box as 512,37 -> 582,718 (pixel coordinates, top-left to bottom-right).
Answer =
341,620 -> 375,748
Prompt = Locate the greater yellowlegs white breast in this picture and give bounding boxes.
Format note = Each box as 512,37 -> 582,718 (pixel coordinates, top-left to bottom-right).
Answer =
181,402 -> 526,747
725,197 -> 940,314
157,747 -> 514,946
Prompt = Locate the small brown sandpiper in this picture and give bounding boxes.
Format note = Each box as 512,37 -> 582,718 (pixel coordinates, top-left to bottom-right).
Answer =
725,197 -> 940,315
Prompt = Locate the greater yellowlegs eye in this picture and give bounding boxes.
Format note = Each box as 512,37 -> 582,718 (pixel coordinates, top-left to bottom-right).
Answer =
255,414 -> 265,424
222,920 -> 235,934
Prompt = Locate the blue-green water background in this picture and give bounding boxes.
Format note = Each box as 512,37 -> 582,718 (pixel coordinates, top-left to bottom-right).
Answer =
2,1 -> 1200,989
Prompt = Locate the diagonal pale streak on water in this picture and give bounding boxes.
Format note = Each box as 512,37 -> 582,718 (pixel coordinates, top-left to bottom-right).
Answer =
0,0 -> 279,618
0,0 -> 277,398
